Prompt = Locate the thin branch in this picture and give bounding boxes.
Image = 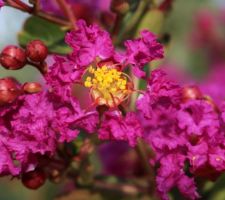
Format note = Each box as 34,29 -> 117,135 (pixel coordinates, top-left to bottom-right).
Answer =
37,11 -> 71,27
56,0 -> 77,30
5,0 -> 72,28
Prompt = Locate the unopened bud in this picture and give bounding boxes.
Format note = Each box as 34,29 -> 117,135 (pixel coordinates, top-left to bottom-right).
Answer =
0,45 -> 26,70
182,85 -> 202,102
22,168 -> 46,190
23,82 -> 42,94
111,0 -> 130,15
26,40 -> 48,62
0,77 -> 21,105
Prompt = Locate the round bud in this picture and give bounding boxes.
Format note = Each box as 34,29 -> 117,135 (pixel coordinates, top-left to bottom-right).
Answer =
22,169 -> 46,190
23,82 -> 42,94
0,77 -> 21,106
26,40 -> 48,62
0,45 -> 26,70
182,85 -> 202,102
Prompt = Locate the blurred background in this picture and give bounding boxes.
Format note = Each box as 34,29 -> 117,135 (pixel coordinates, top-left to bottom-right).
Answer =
1,0 -> 225,199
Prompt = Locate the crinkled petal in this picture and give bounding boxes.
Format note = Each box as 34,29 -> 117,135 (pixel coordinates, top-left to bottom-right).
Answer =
98,111 -> 143,147
65,19 -> 114,67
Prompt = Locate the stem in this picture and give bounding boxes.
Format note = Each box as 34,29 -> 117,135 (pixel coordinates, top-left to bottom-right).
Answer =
5,0 -> 72,28
33,0 -> 41,14
10,0 -> 33,13
37,11 -> 71,27
117,0 -> 149,43
130,73 -> 139,110
56,0 -> 77,30
135,139 -> 156,196
94,180 -> 148,195
112,14 -> 123,42
27,61 -> 47,75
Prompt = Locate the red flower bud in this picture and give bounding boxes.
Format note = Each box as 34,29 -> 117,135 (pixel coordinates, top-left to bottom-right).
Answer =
22,169 -> 46,190
0,77 -> 21,106
23,82 -> 42,94
0,45 -> 26,70
26,40 -> 48,62
182,85 -> 202,102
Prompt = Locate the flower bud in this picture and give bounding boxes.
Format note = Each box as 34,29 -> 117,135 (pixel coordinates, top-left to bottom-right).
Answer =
110,0 -> 130,15
23,82 -> 42,94
0,45 -> 26,70
182,85 -> 202,102
26,40 -> 48,62
0,77 -> 21,106
22,169 -> 46,190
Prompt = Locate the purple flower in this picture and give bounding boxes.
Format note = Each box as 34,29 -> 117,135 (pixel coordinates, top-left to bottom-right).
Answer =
45,55 -> 84,99
137,70 -> 184,160
0,91 -> 98,176
65,20 -> 114,67
177,99 -> 220,137
98,111 -> 143,147
141,106 -> 186,159
0,93 -> 54,175
137,69 -> 181,120
156,154 -> 199,200
119,31 -> 164,77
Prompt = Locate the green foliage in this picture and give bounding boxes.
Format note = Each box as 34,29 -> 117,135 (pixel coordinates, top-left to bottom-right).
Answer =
18,16 -> 71,54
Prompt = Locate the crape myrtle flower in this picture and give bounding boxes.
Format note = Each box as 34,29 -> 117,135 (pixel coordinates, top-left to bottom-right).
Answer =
0,87 -> 97,175
185,100 -> 225,180
136,70 -> 198,199
47,19 -> 163,146
156,154 -> 199,200
137,69 -> 225,199
120,31 -> 164,78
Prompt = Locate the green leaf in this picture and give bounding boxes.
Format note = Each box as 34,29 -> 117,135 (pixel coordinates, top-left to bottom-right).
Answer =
18,16 -> 71,54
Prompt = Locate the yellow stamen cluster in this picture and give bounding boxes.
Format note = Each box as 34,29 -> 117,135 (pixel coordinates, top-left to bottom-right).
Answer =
84,65 -> 132,108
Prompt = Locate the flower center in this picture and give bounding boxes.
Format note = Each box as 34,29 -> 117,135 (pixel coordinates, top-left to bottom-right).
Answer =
84,65 -> 133,108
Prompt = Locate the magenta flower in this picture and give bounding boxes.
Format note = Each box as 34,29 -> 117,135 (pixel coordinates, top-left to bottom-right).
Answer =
136,70 -> 197,199
116,31 -> 164,78
65,20 -> 114,67
137,69 -> 181,120
156,154 -> 199,200
98,111 -> 143,147
0,90 -> 98,175
46,19 -> 163,146
177,99 -> 220,137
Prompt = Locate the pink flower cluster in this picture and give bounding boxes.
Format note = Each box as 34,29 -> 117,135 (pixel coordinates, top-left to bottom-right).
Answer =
138,70 -> 225,199
1,19 -> 225,200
